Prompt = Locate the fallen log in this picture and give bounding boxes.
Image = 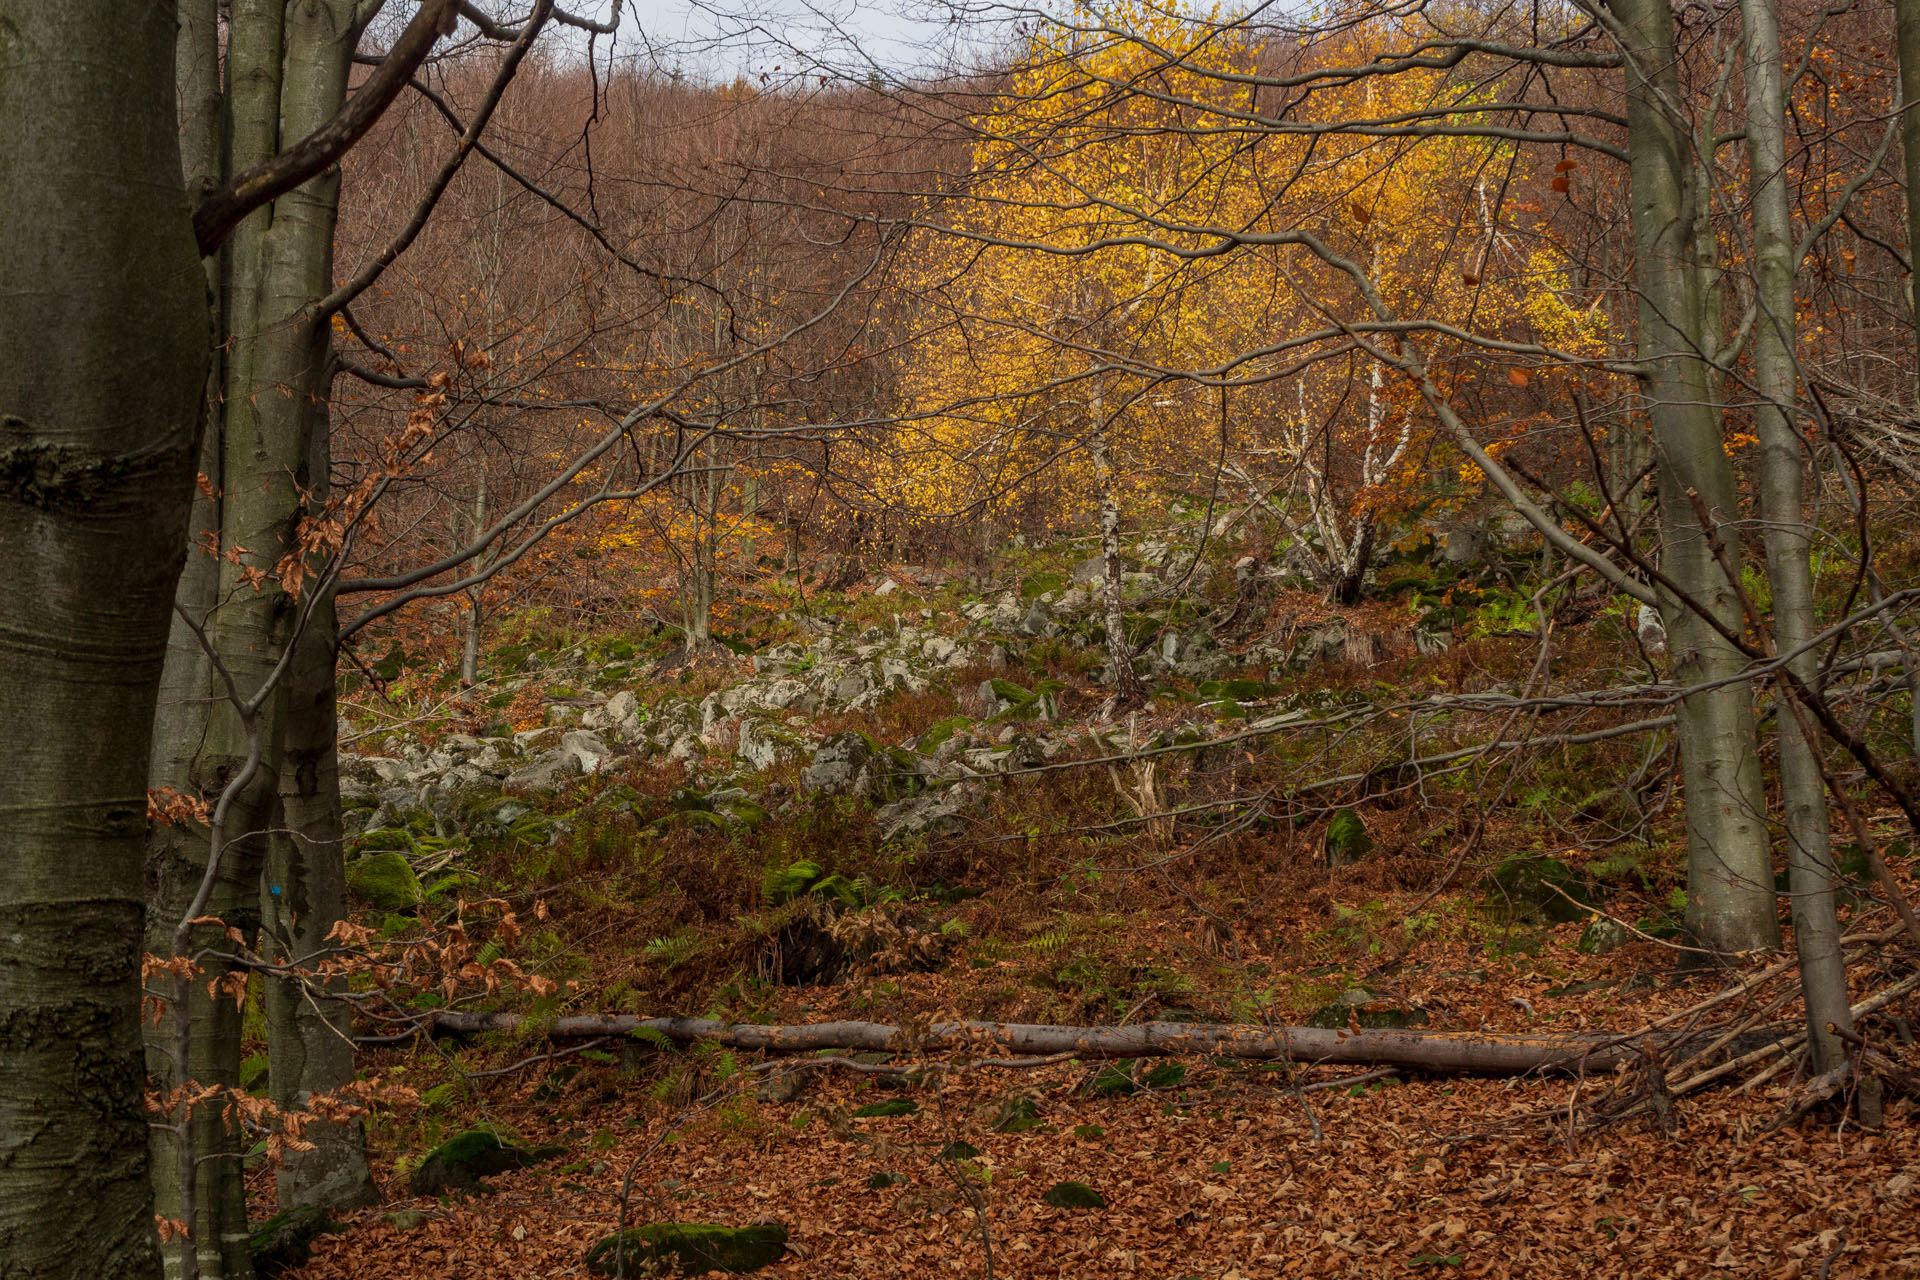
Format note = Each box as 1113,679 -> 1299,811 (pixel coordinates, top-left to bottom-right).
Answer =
406,1011 -> 1773,1077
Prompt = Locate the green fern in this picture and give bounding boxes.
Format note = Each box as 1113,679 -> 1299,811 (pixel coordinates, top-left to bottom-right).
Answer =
642,933 -> 702,970
762,859 -> 825,907
1029,927 -> 1072,953
628,1025 -> 674,1051
476,940 -> 503,968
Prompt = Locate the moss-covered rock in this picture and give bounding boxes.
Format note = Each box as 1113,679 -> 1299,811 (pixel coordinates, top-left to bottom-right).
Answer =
1306,987 -> 1429,1030
1577,917 -> 1635,955
1485,854 -> 1597,923
1042,1181 -> 1106,1209
345,851 -> 420,910
248,1206 -> 336,1278
408,1129 -> 565,1196
584,1223 -> 789,1275
357,827 -> 417,853
916,715 -> 973,753
853,1097 -> 918,1118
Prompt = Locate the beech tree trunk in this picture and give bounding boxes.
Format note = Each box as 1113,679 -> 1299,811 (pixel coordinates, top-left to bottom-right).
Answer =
1898,0 -> 1920,404
265,581 -> 377,1212
147,3 -> 381,1266
263,353 -> 377,1211
145,4 -> 289,1270
0,3 -> 208,1276
1610,0 -> 1779,953
1739,0 -> 1853,1071
460,475 -> 489,686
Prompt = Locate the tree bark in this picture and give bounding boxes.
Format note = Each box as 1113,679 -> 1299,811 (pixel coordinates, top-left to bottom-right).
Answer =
1896,0 -> 1920,404
146,4 -> 288,1268
0,3 -> 208,1276
148,2 -> 381,1266
1739,0 -> 1853,1071
1090,382 -> 1146,710
264,583 -> 377,1212
1611,0 -> 1779,953
460,473 -> 488,686
411,1011 -> 1767,1077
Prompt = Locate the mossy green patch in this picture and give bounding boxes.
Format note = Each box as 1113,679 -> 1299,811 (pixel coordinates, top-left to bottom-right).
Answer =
1042,1181 -> 1105,1209
408,1129 -> 565,1196
248,1206 -> 336,1278
584,1223 -> 788,1275
345,851 -> 420,910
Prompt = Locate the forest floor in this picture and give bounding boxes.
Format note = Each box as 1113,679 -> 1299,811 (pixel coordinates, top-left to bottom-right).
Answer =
285,938 -> 1919,1278
293,540 -> 1920,1278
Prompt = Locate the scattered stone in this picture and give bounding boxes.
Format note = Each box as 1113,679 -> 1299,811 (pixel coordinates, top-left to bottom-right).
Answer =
756,1071 -> 812,1105
502,746 -> 583,796
737,717 -> 804,772
1070,555 -> 1107,586
801,730 -> 875,794
873,790 -> 975,844
1577,917 -> 1635,955
584,1223 -> 789,1275
561,728 -> 612,774
582,689 -> 642,739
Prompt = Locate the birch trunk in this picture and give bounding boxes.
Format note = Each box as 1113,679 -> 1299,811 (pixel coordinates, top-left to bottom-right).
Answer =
0,3 -> 208,1275
1612,0 -> 1779,953
1090,382 -> 1146,710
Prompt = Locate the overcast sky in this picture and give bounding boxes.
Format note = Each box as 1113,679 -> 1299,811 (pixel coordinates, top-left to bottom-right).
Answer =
621,1 -> 1026,79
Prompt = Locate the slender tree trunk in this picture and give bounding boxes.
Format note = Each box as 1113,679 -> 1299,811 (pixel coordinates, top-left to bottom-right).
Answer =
784,512 -> 803,580
1330,510 -> 1375,606
148,2 -> 379,1265
1611,0 -> 1779,953
1740,0 -> 1853,1069
683,450 -> 721,650
1090,383 -> 1146,710
146,5 -> 288,1270
264,585 -> 377,1211
0,4 -> 208,1276
460,474 -> 488,686
252,0 -> 381,1222
1896,0 -> 1920,404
